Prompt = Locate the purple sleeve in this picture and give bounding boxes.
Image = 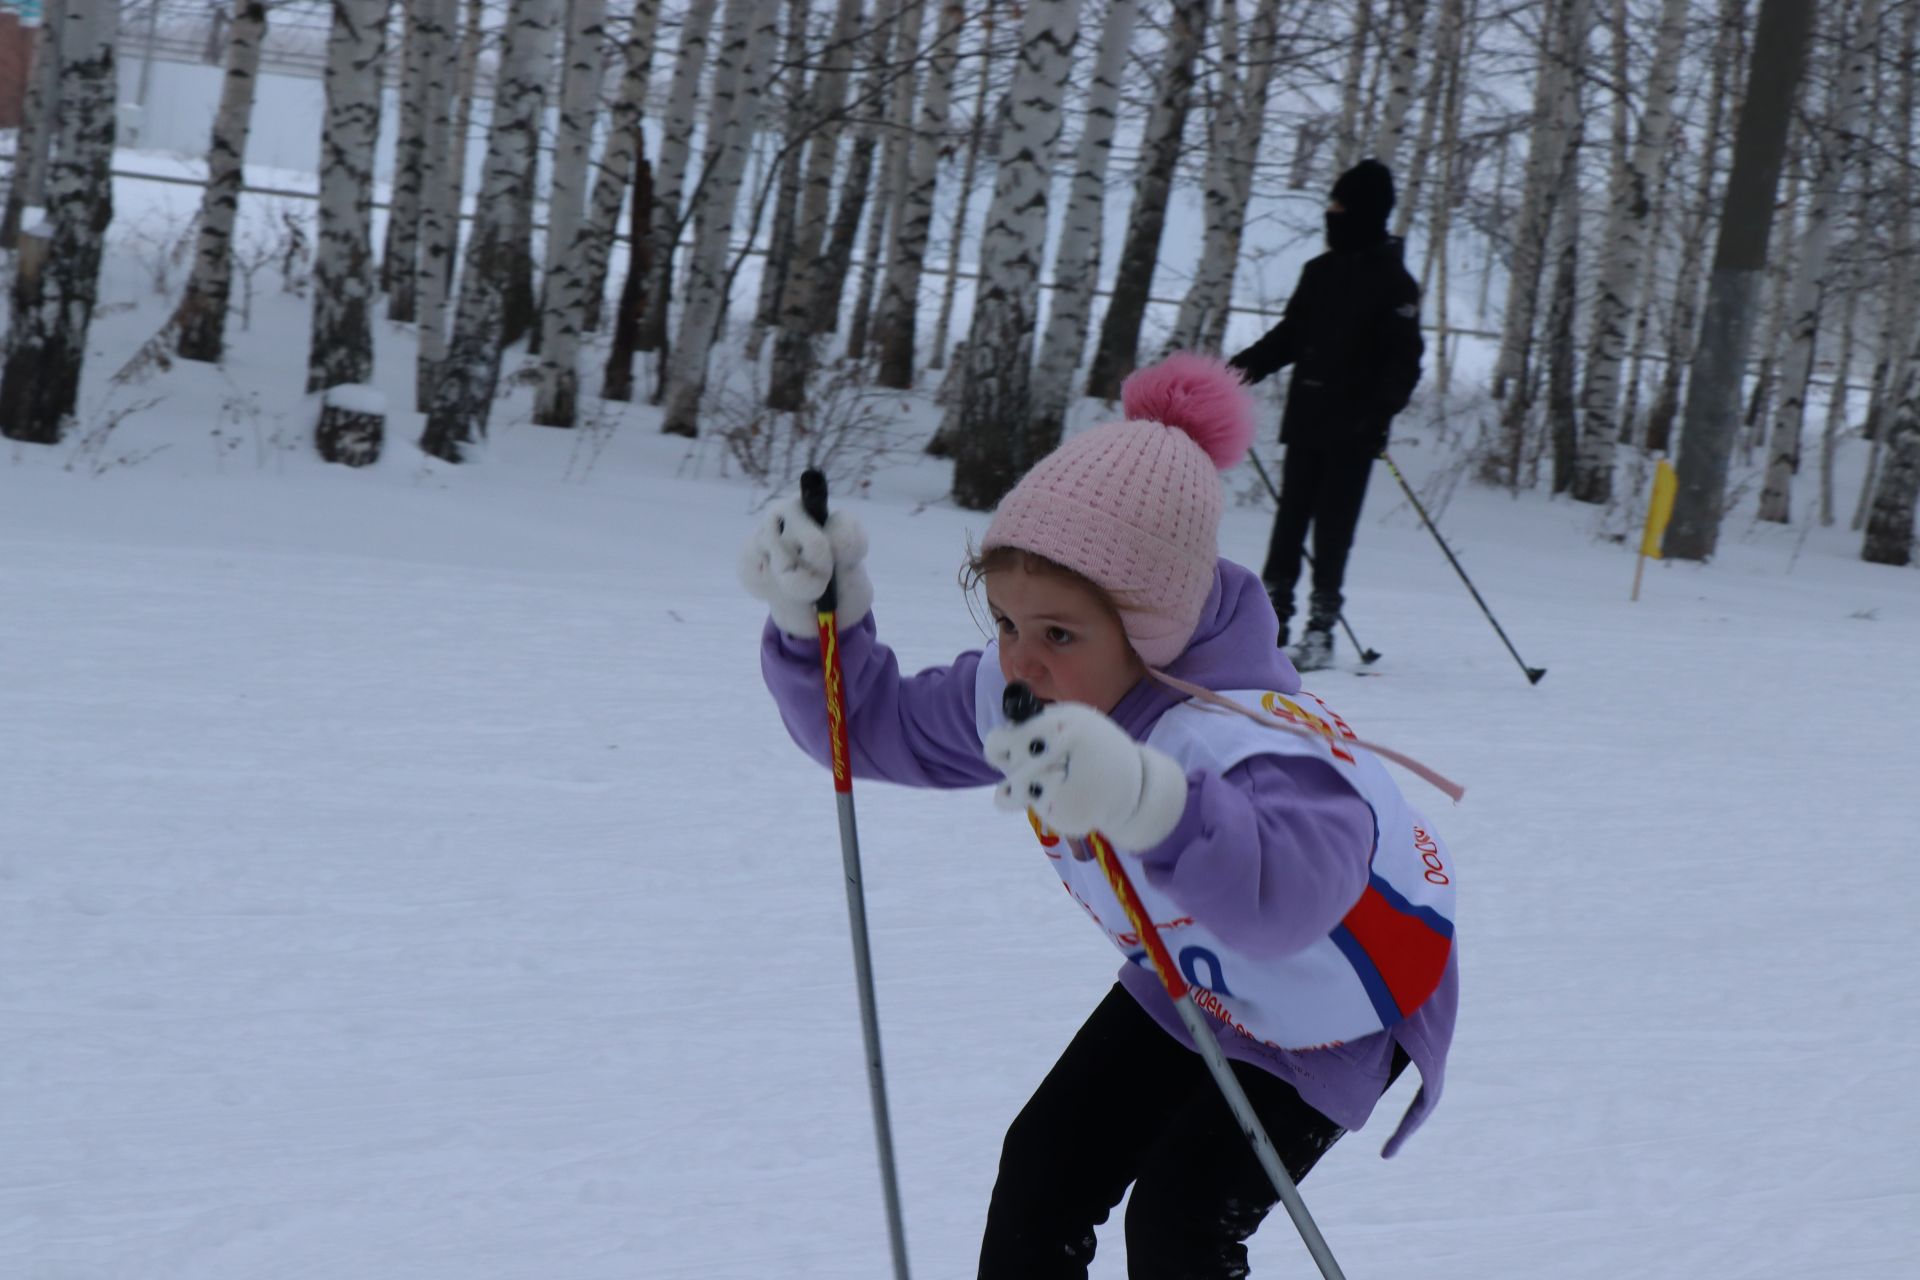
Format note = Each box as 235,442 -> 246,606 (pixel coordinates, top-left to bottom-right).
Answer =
1134,753 -> 1374,957
760,613 -> 1001,789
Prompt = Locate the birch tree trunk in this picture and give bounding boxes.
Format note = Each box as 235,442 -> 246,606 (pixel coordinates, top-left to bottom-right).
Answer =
1819,247 -> 1861,526
1392,0 -> 1456,244
1370,0 -> 1426,171
1853,0 -> 1917,531
1545,181 -> 1580,493
637,0 -> 720,358
382,0 -> 435,320
1027,0 -> 1138,453
413,0 -> 464,409
658,0 -> 780,437
531,0 -> 610,427
1084,0 -> 1206,401
874,1 -> 964,389
1862,333 -> 1920,564
1569,0 -> 1687,503
1333,0 -> 1374,173
849,5 -> 925,360
843,147 -> 892,358
307,0 -> 391,396
748,0 -> 815,358
447,0 -> 486,247
580,0 -> 663,335
1664,0 -> 1816,561
173,0 -> 269,364
0,0 -> 63,250
1487,0 -> 1590,412
947,0 -> 1079,509
930,0 -> 996,373
0,0 -> 115,445
1485,0 -> 1590,487
603,148 -> 652,401
1757,0 -> 1875,523
419,0 -> 559,462
765,0 -> 865,410
1167,0 -> 1283,358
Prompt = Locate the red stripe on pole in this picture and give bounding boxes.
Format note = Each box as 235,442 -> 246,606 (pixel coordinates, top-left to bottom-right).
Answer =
1089,833 -> 1188,1000
817,611 -> 852,794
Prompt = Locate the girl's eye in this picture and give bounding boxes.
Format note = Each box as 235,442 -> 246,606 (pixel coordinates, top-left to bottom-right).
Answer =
996,616 -> 1017,636
1045,627 -> 1074,646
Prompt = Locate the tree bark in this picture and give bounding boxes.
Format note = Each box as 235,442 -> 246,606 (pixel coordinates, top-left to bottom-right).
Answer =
947,0 -> 1079,509
874,1 -> 964,388
765,0 -> 866,410
582,0 -> 664,333
382,0 -> 435,321
603,150 -> 653,401
637,0 -> 721,358
1167,0 -> 1284,358
532,0 -> 611,427
1664,0 -> 1816,561
1757,0 -> 1875,523
0,0 -> 115,445
419,0 -> 559,461
1569,0 -> 1687,503
1083,0 -> 1206,402
929,0 -> 996,374
412,0 -> 463,409
306,0 -> 391,396
1027,0 -> 1138,454
173,0 -> 270,365
1370,0 -> 1427,171
658,0 -> 781,437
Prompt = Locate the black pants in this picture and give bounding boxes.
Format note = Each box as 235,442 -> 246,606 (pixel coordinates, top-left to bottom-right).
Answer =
1259,445 -> 1377,635
977,986 -> 1406,1279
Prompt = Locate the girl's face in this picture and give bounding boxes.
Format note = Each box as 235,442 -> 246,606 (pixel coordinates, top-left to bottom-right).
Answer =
985,564 -> 1144,714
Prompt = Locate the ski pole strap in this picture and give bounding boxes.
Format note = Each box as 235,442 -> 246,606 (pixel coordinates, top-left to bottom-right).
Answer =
1145,668 -> 1465,803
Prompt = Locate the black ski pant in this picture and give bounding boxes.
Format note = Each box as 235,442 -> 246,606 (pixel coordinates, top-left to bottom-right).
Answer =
977,984 -> 1406,1280
1259,445 -> 1377,637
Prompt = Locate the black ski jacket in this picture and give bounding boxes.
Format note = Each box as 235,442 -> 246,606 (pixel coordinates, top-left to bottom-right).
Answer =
1227,237 -> 1423,455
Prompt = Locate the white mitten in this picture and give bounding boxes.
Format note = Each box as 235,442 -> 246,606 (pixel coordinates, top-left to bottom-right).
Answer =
984,703 -> 1189,851
739,497 -> 875,639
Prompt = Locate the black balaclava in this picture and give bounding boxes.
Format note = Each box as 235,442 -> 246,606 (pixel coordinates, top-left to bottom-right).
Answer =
1326,159 -> 1395,252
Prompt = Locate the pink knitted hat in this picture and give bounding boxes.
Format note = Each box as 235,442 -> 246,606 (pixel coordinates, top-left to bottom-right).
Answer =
982,352 -> 1255,666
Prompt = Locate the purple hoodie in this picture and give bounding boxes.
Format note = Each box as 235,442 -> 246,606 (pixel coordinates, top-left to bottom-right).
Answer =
761,558 -> 1456,1155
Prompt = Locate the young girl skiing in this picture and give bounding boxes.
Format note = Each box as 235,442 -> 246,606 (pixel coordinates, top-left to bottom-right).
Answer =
741,353 -> 1458,1279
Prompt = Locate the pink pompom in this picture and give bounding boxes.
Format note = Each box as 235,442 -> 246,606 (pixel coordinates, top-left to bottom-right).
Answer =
1119,351 -> 1256,471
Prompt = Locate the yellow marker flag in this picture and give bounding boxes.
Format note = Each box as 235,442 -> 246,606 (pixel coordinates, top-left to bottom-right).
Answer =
1640,459 -> 1678,559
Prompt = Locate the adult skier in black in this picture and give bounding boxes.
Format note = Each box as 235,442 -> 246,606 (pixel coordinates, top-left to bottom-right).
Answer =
1228,159 -> 1423,672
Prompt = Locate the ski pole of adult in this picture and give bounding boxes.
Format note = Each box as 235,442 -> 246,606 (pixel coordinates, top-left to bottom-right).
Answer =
1002,681 -> 1349,1280
799,468 -> 912,1280
1244,452 -> 1381,664
1379,451 -> 1546,685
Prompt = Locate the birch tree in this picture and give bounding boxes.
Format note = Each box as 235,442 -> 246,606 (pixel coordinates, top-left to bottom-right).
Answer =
412,0 -> 463,409
1084,1 -> 1207,401
1332,0 -> 1374,173
636,0 -> 720,359
382,0 -> 436,321
306,0 -> 391,396
1664,0 -> 1816,561
1370,0 -> 1427,172
765,0 -> 866,410
531,0 -> 610,427
1484,0 -> 1590,486
419,0 -> 560,462
748,0 -> 816,359
1166,0 -> 1283,357
1027,0 -> 1138,455
1757,0 -> 1875,523
874,1 -> 964,389
947,0 -> 1079,509
929,0 -> 998,373
1487,0 -> 1589,411
0,0 -> 116,445
658,0 -> 781,437
1569,0 -> 1687,503
0,0 -> 62,250
579,0 -> 663,335
172,0 -> 269,365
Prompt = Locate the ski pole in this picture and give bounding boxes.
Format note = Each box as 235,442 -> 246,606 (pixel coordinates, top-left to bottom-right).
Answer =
1244,452 -> 1381,664
799,468 -> 912,1280
1002,681 -> 1349,1280
1379,451 -> 1547,686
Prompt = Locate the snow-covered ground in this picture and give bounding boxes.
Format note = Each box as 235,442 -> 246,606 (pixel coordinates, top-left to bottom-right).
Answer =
3,154 -> 1918,1278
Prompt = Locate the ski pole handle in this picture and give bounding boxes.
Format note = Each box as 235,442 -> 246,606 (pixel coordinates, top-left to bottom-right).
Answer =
1000,683 -> 1187,1000
800,468 -> 838,614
